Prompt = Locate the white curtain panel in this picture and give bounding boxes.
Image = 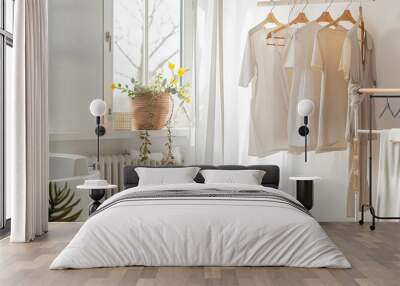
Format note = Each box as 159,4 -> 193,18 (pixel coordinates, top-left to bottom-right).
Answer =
191,0 -> 294,189
7,0 -> 49,242
193,0 -> 225,164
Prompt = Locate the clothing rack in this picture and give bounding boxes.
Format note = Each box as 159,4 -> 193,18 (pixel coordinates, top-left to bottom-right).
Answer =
257,0 -> 375,7
357,88 -> 400,230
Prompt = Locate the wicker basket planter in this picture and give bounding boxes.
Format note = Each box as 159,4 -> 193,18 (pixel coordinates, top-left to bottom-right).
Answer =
130,92 -> 170,130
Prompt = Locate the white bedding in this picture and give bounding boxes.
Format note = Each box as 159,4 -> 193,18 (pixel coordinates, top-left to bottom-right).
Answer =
50,183 -> 350,269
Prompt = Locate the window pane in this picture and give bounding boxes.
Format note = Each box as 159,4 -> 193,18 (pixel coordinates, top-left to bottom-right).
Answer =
149,0 -> 188,127
111,0 -> 186,129
148,0 -> 181,79
113,0 -> 144,115
5,0 -> 14,33
5,44 -> 12,219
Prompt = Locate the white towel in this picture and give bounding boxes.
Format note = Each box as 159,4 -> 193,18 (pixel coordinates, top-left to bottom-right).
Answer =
376,130 -> 400,217
389,128 -> 400,143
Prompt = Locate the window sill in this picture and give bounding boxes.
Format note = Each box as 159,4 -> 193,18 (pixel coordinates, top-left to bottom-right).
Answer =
49,128 -> 190,142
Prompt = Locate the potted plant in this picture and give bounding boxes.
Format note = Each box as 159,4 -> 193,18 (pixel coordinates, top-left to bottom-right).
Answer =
112,63 -> 191,165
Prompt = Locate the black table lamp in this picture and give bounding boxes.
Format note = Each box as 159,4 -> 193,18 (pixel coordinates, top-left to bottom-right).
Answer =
297,99 -> 314,162
89,99 -> 107,170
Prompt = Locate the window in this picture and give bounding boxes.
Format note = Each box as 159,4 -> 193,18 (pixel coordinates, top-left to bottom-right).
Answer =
0,0 -> 14,231
104,0 -> 193,130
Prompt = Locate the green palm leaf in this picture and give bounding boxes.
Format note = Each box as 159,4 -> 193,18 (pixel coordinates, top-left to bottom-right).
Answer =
62,211 -> 83,222
48,182 -> 83,222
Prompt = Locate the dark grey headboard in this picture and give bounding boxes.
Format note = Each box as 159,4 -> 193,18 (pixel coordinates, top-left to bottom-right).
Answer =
123,165 -> 280,189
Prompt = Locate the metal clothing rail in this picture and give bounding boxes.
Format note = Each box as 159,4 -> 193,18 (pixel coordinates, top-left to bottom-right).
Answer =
257,0 -> 375,7
357,88 -> 400,230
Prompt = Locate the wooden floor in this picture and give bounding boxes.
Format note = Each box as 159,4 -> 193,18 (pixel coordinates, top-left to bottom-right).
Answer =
0,222 -> 399,286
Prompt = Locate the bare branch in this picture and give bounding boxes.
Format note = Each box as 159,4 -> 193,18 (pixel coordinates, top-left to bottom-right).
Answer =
136,0 -> 145,20
114,40 -> 140,70
115,71 -> 134,80
148,0 -> 163,28
150,24 -> 179,58
115,18 -> 143,46
118,0 -> 143,24
115,33 -> 143,51
149,50 -> 179,77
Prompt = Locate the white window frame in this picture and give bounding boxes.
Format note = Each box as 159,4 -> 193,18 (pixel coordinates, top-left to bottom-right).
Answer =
103,0 -> 194,121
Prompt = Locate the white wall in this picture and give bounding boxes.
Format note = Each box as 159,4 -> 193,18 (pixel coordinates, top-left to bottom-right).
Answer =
48,0 -> 103,137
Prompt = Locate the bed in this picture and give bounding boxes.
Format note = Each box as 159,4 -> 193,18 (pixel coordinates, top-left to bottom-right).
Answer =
50,165 -> 350,269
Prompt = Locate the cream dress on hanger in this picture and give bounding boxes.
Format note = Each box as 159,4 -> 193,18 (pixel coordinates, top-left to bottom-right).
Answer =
239,24 -> 292,157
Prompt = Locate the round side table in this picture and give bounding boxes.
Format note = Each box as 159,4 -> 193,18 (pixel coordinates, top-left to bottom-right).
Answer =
77,184 -> 117,215
289,177 -> 321,210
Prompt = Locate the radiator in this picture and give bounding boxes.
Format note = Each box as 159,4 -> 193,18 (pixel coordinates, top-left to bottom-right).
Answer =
90,155 -> 162,194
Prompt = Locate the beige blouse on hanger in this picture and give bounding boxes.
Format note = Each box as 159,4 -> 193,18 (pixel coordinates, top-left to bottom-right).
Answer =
311,26 -> 349,152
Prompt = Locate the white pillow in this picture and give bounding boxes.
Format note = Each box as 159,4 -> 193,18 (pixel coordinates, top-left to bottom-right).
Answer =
135,167 -> 200,186
200,169 -> 266,185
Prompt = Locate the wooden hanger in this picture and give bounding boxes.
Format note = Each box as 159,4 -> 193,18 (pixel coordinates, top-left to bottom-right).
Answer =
325,3 -> 367,66
260,1 -> 283,27
267,0 -> 310,40
315,0 -> 335,25
339,9 -> 357,24
324,0 -> 357,29
359,5 -> 366,65
327,10 -> 357,27
315,11 -> 335,24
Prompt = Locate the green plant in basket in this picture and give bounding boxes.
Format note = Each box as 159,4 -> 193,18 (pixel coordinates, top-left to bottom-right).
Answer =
112,62 -> 191,164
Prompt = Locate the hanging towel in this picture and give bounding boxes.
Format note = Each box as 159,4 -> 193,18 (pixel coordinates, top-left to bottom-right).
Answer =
376,130 -> 400,217
389,128 -> 400,143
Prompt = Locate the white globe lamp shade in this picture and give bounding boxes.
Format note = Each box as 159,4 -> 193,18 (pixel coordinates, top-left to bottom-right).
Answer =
297,99 -> 314,117
90,99 -> 107,117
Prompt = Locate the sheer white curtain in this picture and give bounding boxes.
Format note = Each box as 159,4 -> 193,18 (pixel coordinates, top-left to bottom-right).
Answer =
7,0 -> 49,242
193,0 -> 225,164
192,0 -> 294,190
193,0 -> 251,165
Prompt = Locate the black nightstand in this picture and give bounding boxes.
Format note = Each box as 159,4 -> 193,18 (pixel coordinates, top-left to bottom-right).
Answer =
289,177 -> 321,210
77,183 -> 117,215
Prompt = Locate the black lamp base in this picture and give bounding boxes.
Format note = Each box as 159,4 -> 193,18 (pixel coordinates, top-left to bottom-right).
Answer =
298,125 -> 309,136
298,116 -> 309,163
94,116 -> 106,171
89,189 -> 106,215
95,125 -> 106,136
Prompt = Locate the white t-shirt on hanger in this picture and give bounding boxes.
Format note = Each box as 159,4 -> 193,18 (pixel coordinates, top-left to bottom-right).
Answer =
239,24 -> 292,157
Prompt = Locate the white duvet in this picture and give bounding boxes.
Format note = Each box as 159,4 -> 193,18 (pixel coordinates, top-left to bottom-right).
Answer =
50,183 -> 350,269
